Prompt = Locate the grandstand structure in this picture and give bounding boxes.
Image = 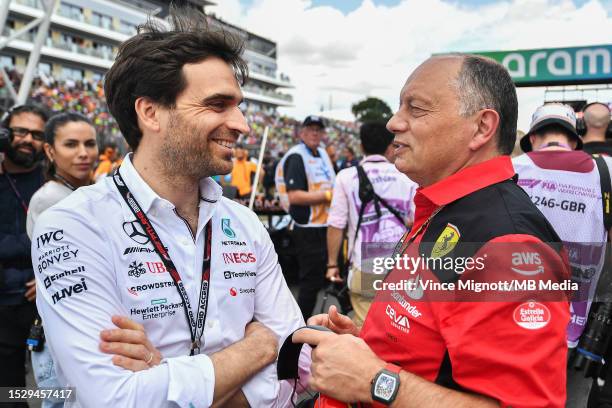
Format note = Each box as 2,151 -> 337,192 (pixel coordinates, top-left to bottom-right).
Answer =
0,0 -> 293,113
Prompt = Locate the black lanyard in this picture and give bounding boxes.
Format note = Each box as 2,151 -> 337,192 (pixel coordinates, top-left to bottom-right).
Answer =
54,174 -> 76,191
390,205 -> 445,261
113,169 -> 212,356
2,164 -> 29,214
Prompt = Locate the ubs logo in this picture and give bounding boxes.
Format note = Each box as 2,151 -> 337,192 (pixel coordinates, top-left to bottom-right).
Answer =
123,221 -> 150,245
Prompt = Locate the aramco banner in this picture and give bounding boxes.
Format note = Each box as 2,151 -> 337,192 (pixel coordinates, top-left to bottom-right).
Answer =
471,45 -> 612,87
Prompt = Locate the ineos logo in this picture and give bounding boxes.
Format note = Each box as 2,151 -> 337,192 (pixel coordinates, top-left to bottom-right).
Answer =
123,221 -> 150,245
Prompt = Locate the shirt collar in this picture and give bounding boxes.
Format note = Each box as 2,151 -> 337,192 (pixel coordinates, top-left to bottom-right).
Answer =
418,155 -> 515,206
118,154 -> 222,220
360,154 -> 388,164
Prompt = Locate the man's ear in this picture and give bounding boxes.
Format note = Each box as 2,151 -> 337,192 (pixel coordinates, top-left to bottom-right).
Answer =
468,109 -> 500,151
134,97 -> 161,135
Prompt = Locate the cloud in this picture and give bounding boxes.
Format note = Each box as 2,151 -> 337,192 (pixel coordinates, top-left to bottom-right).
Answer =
208,0 -> 612,129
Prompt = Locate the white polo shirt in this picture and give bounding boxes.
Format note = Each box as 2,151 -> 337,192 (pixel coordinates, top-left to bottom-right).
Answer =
32,155 -> 309,407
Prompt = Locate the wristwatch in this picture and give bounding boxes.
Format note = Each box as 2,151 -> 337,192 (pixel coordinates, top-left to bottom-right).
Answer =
371,363 -> 401,407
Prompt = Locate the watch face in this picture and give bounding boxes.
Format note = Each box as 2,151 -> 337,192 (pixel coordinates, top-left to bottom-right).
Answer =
374,372 -> 398,402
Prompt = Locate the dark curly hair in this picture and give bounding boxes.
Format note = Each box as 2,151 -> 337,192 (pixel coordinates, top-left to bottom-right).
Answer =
104,6 -> 248,151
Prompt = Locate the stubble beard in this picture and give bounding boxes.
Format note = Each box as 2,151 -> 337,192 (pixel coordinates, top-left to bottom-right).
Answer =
159,110 -> 225,181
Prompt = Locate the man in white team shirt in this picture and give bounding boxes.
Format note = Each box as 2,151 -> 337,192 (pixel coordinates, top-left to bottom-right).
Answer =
513,103 -> 612,406
326,122 -> 417,326
31,8 -> 308,408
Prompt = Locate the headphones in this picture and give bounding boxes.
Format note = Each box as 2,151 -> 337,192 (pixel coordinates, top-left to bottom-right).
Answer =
576,102 -> 612,137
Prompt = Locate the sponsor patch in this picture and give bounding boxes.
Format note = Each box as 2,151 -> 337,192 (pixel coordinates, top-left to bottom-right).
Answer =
51,278 -> 88,304
431,223 -> 460,258
123,221 -> 150,245
222,253 -> 256,264
511,252 -> 544,276
221,218 -> 236,239
385,304 -> 410,334
128,261 -> 147,278
36,230 -> 64,249
513,301 -> 551,330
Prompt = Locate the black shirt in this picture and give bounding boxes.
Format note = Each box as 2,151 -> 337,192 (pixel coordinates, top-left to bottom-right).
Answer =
283,153 -> 311,225
583,141 -> 612,156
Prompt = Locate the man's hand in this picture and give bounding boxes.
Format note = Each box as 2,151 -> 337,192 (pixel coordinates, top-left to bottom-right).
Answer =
326,266 -> 342,283
244,321 -> 278,365
307,305 -> 359,336
99,315 -> 162,371
25,279 -> 36,302
292,328 -> 384,403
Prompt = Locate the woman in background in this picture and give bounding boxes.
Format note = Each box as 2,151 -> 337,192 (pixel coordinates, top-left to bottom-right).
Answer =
26,112 -> 98,408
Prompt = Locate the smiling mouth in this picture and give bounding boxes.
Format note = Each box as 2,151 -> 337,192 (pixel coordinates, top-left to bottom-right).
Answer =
212,139 -> 237,149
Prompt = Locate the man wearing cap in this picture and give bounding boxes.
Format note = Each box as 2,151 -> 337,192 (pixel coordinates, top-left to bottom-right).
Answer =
582,102 -> 612,156
513,103 -> 612,406
275,115 -> 335,319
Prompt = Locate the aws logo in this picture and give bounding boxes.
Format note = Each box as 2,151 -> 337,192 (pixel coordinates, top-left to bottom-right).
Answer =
511,252 -> 544,276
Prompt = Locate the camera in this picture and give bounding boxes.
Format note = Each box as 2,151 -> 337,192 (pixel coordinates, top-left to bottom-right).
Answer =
573,302 -> 612,378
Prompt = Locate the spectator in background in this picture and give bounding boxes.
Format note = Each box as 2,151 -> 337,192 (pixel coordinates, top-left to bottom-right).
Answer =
325,144 -> 340,174
261,152 -> 278,200
0,104 -> 48,402
230,142 -> 262,199
339,146 -> 359,170
582,102 -> 612,156
93,143 -> 120,181
26,112 -> 98,408
275,115 -> 335,320
326,122 -> 417,326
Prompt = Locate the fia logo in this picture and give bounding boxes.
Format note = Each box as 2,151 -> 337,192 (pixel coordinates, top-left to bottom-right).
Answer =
221,218 -> 236,239
128,261 -> 147,278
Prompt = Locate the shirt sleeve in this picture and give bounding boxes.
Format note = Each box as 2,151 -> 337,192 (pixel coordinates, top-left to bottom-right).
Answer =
283,154 -> 308,192
435,235 -> 569,408
33,207 -> 216,408
240,213 -> 310,407
327,170 -> 349,230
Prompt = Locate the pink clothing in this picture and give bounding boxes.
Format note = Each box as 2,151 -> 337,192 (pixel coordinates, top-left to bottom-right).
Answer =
327,155 -> 417,272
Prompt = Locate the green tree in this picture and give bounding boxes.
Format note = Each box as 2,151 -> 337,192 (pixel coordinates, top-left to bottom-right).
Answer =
351,97 -> 393,122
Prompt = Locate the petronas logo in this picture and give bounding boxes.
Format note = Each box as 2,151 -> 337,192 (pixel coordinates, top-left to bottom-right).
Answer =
221,218 -> 236,239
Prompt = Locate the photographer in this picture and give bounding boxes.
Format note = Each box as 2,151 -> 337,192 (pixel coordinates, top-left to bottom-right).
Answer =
0,104 -> 48,396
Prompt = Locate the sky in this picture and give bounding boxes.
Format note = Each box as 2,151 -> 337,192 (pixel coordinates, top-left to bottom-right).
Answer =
207,0 -> 612,131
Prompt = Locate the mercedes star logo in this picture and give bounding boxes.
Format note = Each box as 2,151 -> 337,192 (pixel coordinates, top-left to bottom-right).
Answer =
123,221 -> 150,245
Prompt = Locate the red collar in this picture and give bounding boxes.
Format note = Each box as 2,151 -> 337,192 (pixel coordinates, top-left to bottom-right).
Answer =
418,156 -> 515,206
410,156 -> 515,235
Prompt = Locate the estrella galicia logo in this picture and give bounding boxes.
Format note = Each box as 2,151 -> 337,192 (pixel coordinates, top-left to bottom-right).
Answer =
123,221 -> 150,245
128,261 -> 147,278
221,218 -> 236,239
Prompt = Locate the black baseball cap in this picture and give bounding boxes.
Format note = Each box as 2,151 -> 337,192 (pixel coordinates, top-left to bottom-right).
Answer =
302,115 -> 326,129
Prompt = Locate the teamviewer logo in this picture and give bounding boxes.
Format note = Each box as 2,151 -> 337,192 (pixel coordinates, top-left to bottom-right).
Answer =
224,271 -> 232,279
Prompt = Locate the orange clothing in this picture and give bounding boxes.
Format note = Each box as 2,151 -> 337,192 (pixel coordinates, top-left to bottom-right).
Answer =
231,159 -> 257,197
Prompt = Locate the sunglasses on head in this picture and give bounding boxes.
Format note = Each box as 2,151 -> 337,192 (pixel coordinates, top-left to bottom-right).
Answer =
10,127 -> 45,142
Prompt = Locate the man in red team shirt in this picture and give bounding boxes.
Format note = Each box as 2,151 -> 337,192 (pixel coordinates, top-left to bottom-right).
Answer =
295,54 -> 570,407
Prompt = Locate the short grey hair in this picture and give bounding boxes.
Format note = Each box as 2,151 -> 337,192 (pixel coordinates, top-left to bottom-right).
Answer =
450,54 -> 518,155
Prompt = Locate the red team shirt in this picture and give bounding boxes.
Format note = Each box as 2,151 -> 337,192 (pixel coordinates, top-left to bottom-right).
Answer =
359,156 -> 570,408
